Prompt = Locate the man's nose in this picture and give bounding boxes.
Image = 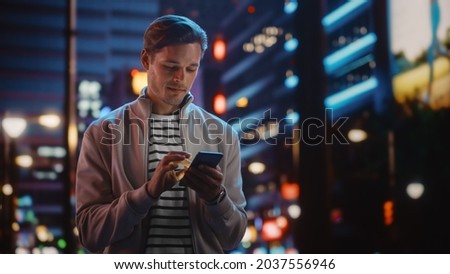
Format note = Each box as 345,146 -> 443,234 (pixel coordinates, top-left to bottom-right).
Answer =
173,68 -> 184,82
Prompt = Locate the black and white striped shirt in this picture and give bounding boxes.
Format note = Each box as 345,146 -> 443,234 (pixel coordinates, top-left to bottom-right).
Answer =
145,113 -> 194,254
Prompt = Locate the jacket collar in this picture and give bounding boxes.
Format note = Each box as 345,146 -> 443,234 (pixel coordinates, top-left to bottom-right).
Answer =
130,87 -> 194,119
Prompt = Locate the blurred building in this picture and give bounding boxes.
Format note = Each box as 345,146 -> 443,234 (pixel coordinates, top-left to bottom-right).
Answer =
0,0 -> 160,253
315,0 -> 450,253
200,0 -> 301,254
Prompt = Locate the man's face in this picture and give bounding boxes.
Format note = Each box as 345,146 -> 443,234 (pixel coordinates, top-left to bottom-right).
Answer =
143,43 -> 202,113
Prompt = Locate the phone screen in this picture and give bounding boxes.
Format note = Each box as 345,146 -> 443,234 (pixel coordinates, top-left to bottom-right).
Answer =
179,151 -> 223,186
190,151 -> 223,168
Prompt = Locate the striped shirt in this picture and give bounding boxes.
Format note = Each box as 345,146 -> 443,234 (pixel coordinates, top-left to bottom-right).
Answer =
145,113 -> 194,254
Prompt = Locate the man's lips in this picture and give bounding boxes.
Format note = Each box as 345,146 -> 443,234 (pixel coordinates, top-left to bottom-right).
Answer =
167,86 -> 187,92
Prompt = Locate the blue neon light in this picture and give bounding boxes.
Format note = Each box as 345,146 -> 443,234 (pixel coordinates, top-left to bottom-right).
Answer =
284,37 -> 299,52
221,53 -> 260,84
322,1 -> 368,31
323,32 -> 377,75
227,76 -> 274,109
284,0 -> 298,14
284,74 -> 299,89
99,106 -> 112,118
324,76 -> 378,109
285,112 -> 300,124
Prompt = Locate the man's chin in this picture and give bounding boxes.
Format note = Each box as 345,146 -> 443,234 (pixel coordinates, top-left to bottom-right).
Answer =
163,96 -> 185,108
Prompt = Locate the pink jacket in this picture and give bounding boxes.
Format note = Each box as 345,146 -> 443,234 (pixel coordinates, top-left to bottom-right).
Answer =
75,92 -> 247,253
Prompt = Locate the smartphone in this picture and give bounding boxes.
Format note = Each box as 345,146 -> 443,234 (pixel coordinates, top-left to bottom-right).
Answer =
189,151 -> 223,168
179,151 -> 223,186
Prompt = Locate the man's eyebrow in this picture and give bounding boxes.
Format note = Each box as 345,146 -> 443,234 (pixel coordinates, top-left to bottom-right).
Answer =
163,60 -> 199,67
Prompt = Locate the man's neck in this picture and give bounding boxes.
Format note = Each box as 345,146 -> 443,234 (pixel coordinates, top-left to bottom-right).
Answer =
146,90 -> 179,115
151,103 -> 178,115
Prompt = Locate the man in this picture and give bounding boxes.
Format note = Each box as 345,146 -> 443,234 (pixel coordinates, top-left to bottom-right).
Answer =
75,15 -> 247,253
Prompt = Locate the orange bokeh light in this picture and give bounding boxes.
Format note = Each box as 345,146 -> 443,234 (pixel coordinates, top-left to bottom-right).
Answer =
213,37 -> 227,62
281,181 -> 300,200
213,93 -> 227,115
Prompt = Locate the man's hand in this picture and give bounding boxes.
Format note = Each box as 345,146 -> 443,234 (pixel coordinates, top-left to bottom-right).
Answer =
181,164 -> 224,202
145,151 -> 191,198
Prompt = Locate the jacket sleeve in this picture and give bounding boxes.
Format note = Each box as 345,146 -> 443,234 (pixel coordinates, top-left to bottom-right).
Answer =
204,128 -> 247,251
75,125 -> 154,253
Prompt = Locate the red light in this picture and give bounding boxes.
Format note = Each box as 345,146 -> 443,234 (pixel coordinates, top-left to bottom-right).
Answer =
247,5 -> 256,14
261,219 -> 283,241
213,36 -> 227,62
213,93 -> 227,115
276,216 -> 288,231
281,181 -> 300,200
383,200 -> 394,226
330,208 -> 343,224
130,68 -> 139,77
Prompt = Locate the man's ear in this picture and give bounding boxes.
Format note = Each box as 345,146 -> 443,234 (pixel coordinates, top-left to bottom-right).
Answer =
140,49 -> 149,70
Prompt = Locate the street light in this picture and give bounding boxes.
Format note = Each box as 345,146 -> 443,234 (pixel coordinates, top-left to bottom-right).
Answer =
1,116 -> 28,189
38,114 -> 61,128
2,117 -> 27,138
